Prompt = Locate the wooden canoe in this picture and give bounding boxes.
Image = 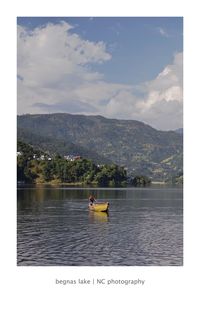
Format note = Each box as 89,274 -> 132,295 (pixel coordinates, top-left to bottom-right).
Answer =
88,202 -> 109,212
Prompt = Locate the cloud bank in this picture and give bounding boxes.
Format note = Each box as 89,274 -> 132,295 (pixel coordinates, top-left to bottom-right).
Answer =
17,21 -> 183,130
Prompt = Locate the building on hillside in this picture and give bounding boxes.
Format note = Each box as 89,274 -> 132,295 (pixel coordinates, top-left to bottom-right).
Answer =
40,155 -> 45,160
73,156 -> 81,160
64,155 -> 81,161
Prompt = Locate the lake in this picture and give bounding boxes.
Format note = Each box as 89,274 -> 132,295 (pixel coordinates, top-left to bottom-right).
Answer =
17,185 -> 183,266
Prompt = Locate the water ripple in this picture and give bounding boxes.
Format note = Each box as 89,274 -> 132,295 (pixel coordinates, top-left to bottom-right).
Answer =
17,187 -> 183,266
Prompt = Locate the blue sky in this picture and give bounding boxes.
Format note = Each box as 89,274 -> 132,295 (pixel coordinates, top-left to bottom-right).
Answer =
17,17 -> 183,130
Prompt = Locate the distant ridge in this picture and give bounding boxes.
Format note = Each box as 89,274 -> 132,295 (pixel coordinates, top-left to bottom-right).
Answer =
174,128 -> 183,135
17,113 -> 183,180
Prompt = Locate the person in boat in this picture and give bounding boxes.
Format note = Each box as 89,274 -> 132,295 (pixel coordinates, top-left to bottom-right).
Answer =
89,195 -> 96,204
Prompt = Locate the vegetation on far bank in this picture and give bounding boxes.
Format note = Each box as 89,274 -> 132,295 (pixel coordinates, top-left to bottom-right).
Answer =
17,141 -> 128,186
17,140 -> 182,186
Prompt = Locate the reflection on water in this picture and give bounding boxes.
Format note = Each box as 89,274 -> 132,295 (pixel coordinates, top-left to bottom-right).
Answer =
89,211 -> 109,223
17,185 -> 183,266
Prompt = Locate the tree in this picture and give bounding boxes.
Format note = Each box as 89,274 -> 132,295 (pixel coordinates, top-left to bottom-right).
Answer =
43,162 -> 52,181
131,175 -> 151,186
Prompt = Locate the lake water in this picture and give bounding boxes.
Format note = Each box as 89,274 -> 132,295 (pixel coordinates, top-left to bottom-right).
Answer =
17,185 -> 183,266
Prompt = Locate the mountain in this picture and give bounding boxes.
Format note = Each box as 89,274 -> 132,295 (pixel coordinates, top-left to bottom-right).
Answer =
17,113 -> 183,181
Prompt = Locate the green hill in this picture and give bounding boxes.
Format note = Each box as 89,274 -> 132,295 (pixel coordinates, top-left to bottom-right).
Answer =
17,113 -> 183,181
17,127 -> 111,165
17,140 -> 127,186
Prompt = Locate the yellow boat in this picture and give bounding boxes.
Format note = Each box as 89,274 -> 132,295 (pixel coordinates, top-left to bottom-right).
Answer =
88,202 -> 109,212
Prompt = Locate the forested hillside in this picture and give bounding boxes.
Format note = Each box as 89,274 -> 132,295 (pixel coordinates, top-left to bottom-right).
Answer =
18,113 -> 183,181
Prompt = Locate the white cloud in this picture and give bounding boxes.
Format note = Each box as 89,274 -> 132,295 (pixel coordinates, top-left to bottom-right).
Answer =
17,21 -> 112,114
157,27 -> 169,38
101,52 -> 183,130
17,22 -> 183,130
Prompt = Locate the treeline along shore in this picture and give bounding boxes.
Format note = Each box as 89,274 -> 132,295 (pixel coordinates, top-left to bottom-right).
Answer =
17,141 -> 151,186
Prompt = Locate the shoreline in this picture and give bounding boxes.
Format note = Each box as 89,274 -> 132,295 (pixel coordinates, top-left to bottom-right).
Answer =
17,181 -> 182,187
